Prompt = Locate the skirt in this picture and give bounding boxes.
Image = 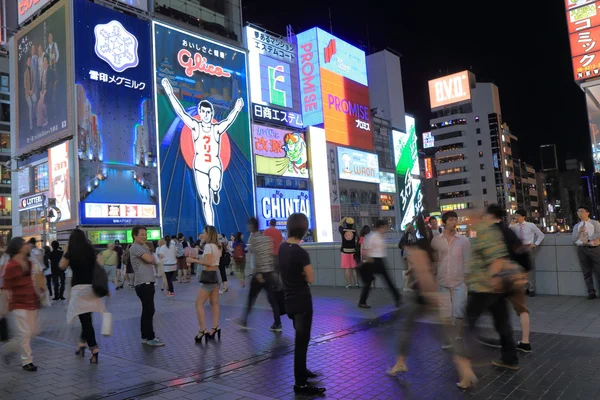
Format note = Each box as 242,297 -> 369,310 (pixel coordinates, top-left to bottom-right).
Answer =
341,253 -> 357,269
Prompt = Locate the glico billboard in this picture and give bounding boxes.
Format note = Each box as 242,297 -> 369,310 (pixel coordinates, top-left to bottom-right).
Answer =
296,28 -> 373,150
245,26 -> 303,129
428,70 -> 471,109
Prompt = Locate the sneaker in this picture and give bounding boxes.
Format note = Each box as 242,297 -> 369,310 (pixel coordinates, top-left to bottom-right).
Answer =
476,336 -> 502,348
517,341 -> 532,353
354,284 -> 360,288
588,293 -> 597,300
269,323 -> 282,332
358,303 -> 371,309
141,338 -> 148,344
22,363 -> 38,372
294,384 -> 326,395
492,359 -> 520,370
345,285 -> 352,289
231,318 -> 249,330
441,343 -> 453,350
145,338 -> 165,347
167,292 -> 175,297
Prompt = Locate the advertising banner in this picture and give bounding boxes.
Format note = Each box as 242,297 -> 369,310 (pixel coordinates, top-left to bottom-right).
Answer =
246,27 -> 303,129
18,0 -> 53,26
48,141 -> 71,222
252,124 -> 308,179
570,24 -> 600,57
567,1 -> 600,34
14,0 -> 72,157
428,71 -> 471,109
423,132 -> 435,149
74,0 -> 159,226
255,187 -> 312,230
379,171 -> 396,193
567,0 -> 596,10
88,228 -> 159,245
425,157 -> 434,179
395,116 -> 423,229
154,22 -> 253,235
573,48 -> 600,80
297,29 -> 323,127
337,146 -> 379,184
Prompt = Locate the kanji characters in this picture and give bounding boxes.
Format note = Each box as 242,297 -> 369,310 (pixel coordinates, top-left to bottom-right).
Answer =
89,70 -> 99,81
255,137 -> 268,151
99,72 -> 109,82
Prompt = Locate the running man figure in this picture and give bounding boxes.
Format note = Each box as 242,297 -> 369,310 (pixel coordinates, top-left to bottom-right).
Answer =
161,78 -> 244,226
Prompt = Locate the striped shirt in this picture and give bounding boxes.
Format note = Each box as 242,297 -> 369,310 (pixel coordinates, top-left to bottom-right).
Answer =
248,232 -> 274,273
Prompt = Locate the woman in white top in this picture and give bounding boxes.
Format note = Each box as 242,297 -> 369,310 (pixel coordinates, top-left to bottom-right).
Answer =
187,225 -> 222,344
156,236 -> 177,297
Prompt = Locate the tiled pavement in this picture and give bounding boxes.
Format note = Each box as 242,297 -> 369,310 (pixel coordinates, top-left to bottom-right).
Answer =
2,275 -> 600,400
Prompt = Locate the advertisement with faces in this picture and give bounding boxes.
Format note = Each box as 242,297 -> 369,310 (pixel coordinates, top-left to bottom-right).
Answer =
48,141 -> 71,223
246,27 -> 303,129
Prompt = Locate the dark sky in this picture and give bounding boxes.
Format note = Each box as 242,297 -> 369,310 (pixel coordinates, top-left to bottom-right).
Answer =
242,0 -> 591,171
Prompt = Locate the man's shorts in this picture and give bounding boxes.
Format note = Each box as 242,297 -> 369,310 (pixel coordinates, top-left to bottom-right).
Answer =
103,265 -> 116,281
177,257 -> 187,270
509,288 -> 529,316
439,282 -> 468,319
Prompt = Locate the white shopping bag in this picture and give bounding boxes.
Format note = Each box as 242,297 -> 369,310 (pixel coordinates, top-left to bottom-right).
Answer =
101,312 -> 113,336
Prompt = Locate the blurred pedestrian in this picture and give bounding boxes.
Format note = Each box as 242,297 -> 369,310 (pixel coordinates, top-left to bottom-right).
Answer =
42,246 -> 52,299
232,232 -> 247,288
49,241 -> 65,300
101,243 -> 118,289
339,217 -> 359,289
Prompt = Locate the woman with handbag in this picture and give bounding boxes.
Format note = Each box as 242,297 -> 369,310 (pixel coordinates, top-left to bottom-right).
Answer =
186,225 -> 223,343
1,237 -> 42,371
60,229 -> 105,364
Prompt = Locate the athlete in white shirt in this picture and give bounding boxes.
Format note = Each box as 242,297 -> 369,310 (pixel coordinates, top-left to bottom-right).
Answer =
162,78 -> 244,226
509,210 -> 544,296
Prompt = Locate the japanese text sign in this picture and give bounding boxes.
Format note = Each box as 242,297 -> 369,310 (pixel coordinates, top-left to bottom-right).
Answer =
425,157 -> 434,179
573,48 -> 600,80
428,71 -> 471,109
18,0 -> 53,26
256,187 -> 312,230
296,29 -> 323,127
567,1 -> 600,33
337,146 -> 380,184
252,124 -> 309,179
566,0 -> 596,10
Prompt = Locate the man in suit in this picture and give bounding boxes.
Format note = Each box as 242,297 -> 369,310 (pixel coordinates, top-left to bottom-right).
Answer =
24,56 -> 36,130
573,205 -> 600,300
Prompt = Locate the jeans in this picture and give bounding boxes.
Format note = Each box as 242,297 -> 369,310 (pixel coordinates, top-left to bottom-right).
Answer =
78,312 -> 97,348
244,271 -> 281,325
359,258 -> 400,305
218,261 -> 228,283
52,270 -> 65,299
291,311 -> 312,385
135,283 -> 156,341
455,292 -> 518,365
165,271 -> 176,293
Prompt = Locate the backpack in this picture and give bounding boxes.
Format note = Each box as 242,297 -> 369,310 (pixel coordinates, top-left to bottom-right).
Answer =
92,263 -> 109,298
122,247 -> 130,266
233,243 -> 245,262
175,241 -> 184,258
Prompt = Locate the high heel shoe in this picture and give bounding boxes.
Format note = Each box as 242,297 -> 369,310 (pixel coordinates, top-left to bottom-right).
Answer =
194,330 -> 208,343
386,361 -> 408,376
75,344 -> 86,357
456,373 -> 478,389
89,350 -> 99,364
208,326 -> 221,340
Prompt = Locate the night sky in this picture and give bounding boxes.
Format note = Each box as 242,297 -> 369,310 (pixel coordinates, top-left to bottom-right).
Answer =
242,0 -> 590,171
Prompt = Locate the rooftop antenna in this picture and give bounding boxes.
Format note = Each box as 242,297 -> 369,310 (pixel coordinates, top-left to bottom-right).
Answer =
328,6 -> 333,34
366,23 -> 371,54
286,24 -> 296,45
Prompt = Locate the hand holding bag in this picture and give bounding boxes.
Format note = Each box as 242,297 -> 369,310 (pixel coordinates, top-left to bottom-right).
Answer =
101,312 -> 113,336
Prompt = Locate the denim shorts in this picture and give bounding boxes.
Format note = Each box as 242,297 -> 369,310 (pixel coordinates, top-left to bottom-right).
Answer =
200,283 -> 219,292
439,282 -> 467,319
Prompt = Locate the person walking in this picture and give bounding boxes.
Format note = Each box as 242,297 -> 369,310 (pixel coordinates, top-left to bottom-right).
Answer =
42,246 -> 53,300
510,209 -> 544,297
232,232 -> 247,288
49,241 -> 65,300
114,240 -> 124,289
186,225 -> 223,343
60,229 -> 105,364
157,235 -> 177,297
233,217 -> 282,331
175,233 -> 189,283
280,213 -> 325,395
130,225 -> 164,347
1,237 -> 41,371
573,205 -> 600,299
339,217 -> 359,288
101,243 -> 118,289
263,219 -> 284,271
431,211 -> 471,349
358,220 -> 401,309
217,234 -> 230,293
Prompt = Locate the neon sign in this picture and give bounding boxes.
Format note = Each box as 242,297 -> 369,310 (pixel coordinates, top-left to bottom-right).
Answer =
94,20 -> 139,73
177,49 -> 231,78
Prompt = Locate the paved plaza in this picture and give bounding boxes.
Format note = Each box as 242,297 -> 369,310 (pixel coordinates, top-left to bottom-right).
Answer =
2,276 -> 600,400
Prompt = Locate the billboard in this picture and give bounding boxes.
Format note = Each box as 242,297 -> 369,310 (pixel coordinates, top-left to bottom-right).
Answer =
425,157 -> 434,179
307,127 -> 333,242
428,71 -> 471,109
255,187 -> 312,230
246,27 -> 303,129
395,116 -> 423,229
153,22 -> 253,235
48,141 -> 71,222
379,171 -> 396,193
566,1 -> 600,34
297,30 -> 323,127
337,146 -> 379,184
88,228 -> 160,245
252,124 -> 308,179
423,132 -> 434,149
14,0 -> 72,157
570,24 -> 600,57
74,0 -> 159,226
567,0 -> 596,10
573,49 -> 600,80
18,0 -> 53,25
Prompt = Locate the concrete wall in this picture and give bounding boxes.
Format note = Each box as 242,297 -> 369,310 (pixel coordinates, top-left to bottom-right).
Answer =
302,234 -> 589,296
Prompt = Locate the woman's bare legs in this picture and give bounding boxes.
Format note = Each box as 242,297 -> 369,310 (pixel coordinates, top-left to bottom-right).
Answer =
208,288 -> 220,330
195,289 -> 210,331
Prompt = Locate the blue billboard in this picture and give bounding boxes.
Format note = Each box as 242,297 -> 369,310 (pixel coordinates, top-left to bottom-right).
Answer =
153,22 -> 253,236
337,146 -> 380,184
296,29 -> 323,127
255,187 -> 312,230
74,0 -> 159,226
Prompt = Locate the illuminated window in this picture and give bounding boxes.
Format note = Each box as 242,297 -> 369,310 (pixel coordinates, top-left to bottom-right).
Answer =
479,151 -> 483,158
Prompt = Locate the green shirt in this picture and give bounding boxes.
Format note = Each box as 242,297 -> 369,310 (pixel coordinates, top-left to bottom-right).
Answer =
467,221 -> 508,293
101,250 -> 118,266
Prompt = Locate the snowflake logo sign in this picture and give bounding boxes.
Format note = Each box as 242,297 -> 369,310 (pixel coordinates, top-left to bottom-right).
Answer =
94,20 -> 139,73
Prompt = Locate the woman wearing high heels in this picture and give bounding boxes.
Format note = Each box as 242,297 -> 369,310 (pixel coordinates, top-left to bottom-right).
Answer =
61,229 -> 105,364
186,225 -> 222,343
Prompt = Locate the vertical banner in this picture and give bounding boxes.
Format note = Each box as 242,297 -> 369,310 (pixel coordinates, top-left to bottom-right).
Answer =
153,22 -> 253,235
14,0 -> 72,157
74,0 -> 159,226
48,141 -> 71,222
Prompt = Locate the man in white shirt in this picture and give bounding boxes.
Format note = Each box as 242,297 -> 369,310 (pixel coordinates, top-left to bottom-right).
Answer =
510,209 -> 545,297
573,206 -> 600,299
358,219 -> 400,309
432,211 -> 470,348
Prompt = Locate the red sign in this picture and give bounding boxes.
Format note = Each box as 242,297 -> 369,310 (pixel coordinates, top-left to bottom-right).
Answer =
566,0 -> 596,10
573,49 -> 600,80
570,25 -> 600,56
425,158 -> 434,179
177,50 -> 231,78
567,2 -> 600,34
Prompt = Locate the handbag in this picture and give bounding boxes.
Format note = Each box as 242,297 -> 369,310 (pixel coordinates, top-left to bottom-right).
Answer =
92,263 -> 109,298
199,270 -> 218,284
491,260 -> 528,294
101,312 -> 113,336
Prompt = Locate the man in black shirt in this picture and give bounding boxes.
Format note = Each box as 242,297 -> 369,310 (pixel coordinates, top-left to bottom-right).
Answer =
49,240 -> 65,300
279,213 -> 325,395
114,240 -> 124,289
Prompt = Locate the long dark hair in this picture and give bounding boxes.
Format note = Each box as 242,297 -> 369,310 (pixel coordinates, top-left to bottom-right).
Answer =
164,235 -> 171,248
414,214 -> 434,261
66,229 -> 96,268
235,232 -> 243,242
6,237 -> 26,259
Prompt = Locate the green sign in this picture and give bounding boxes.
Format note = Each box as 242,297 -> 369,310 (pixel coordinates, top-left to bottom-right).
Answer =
88,228 -> 161,245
